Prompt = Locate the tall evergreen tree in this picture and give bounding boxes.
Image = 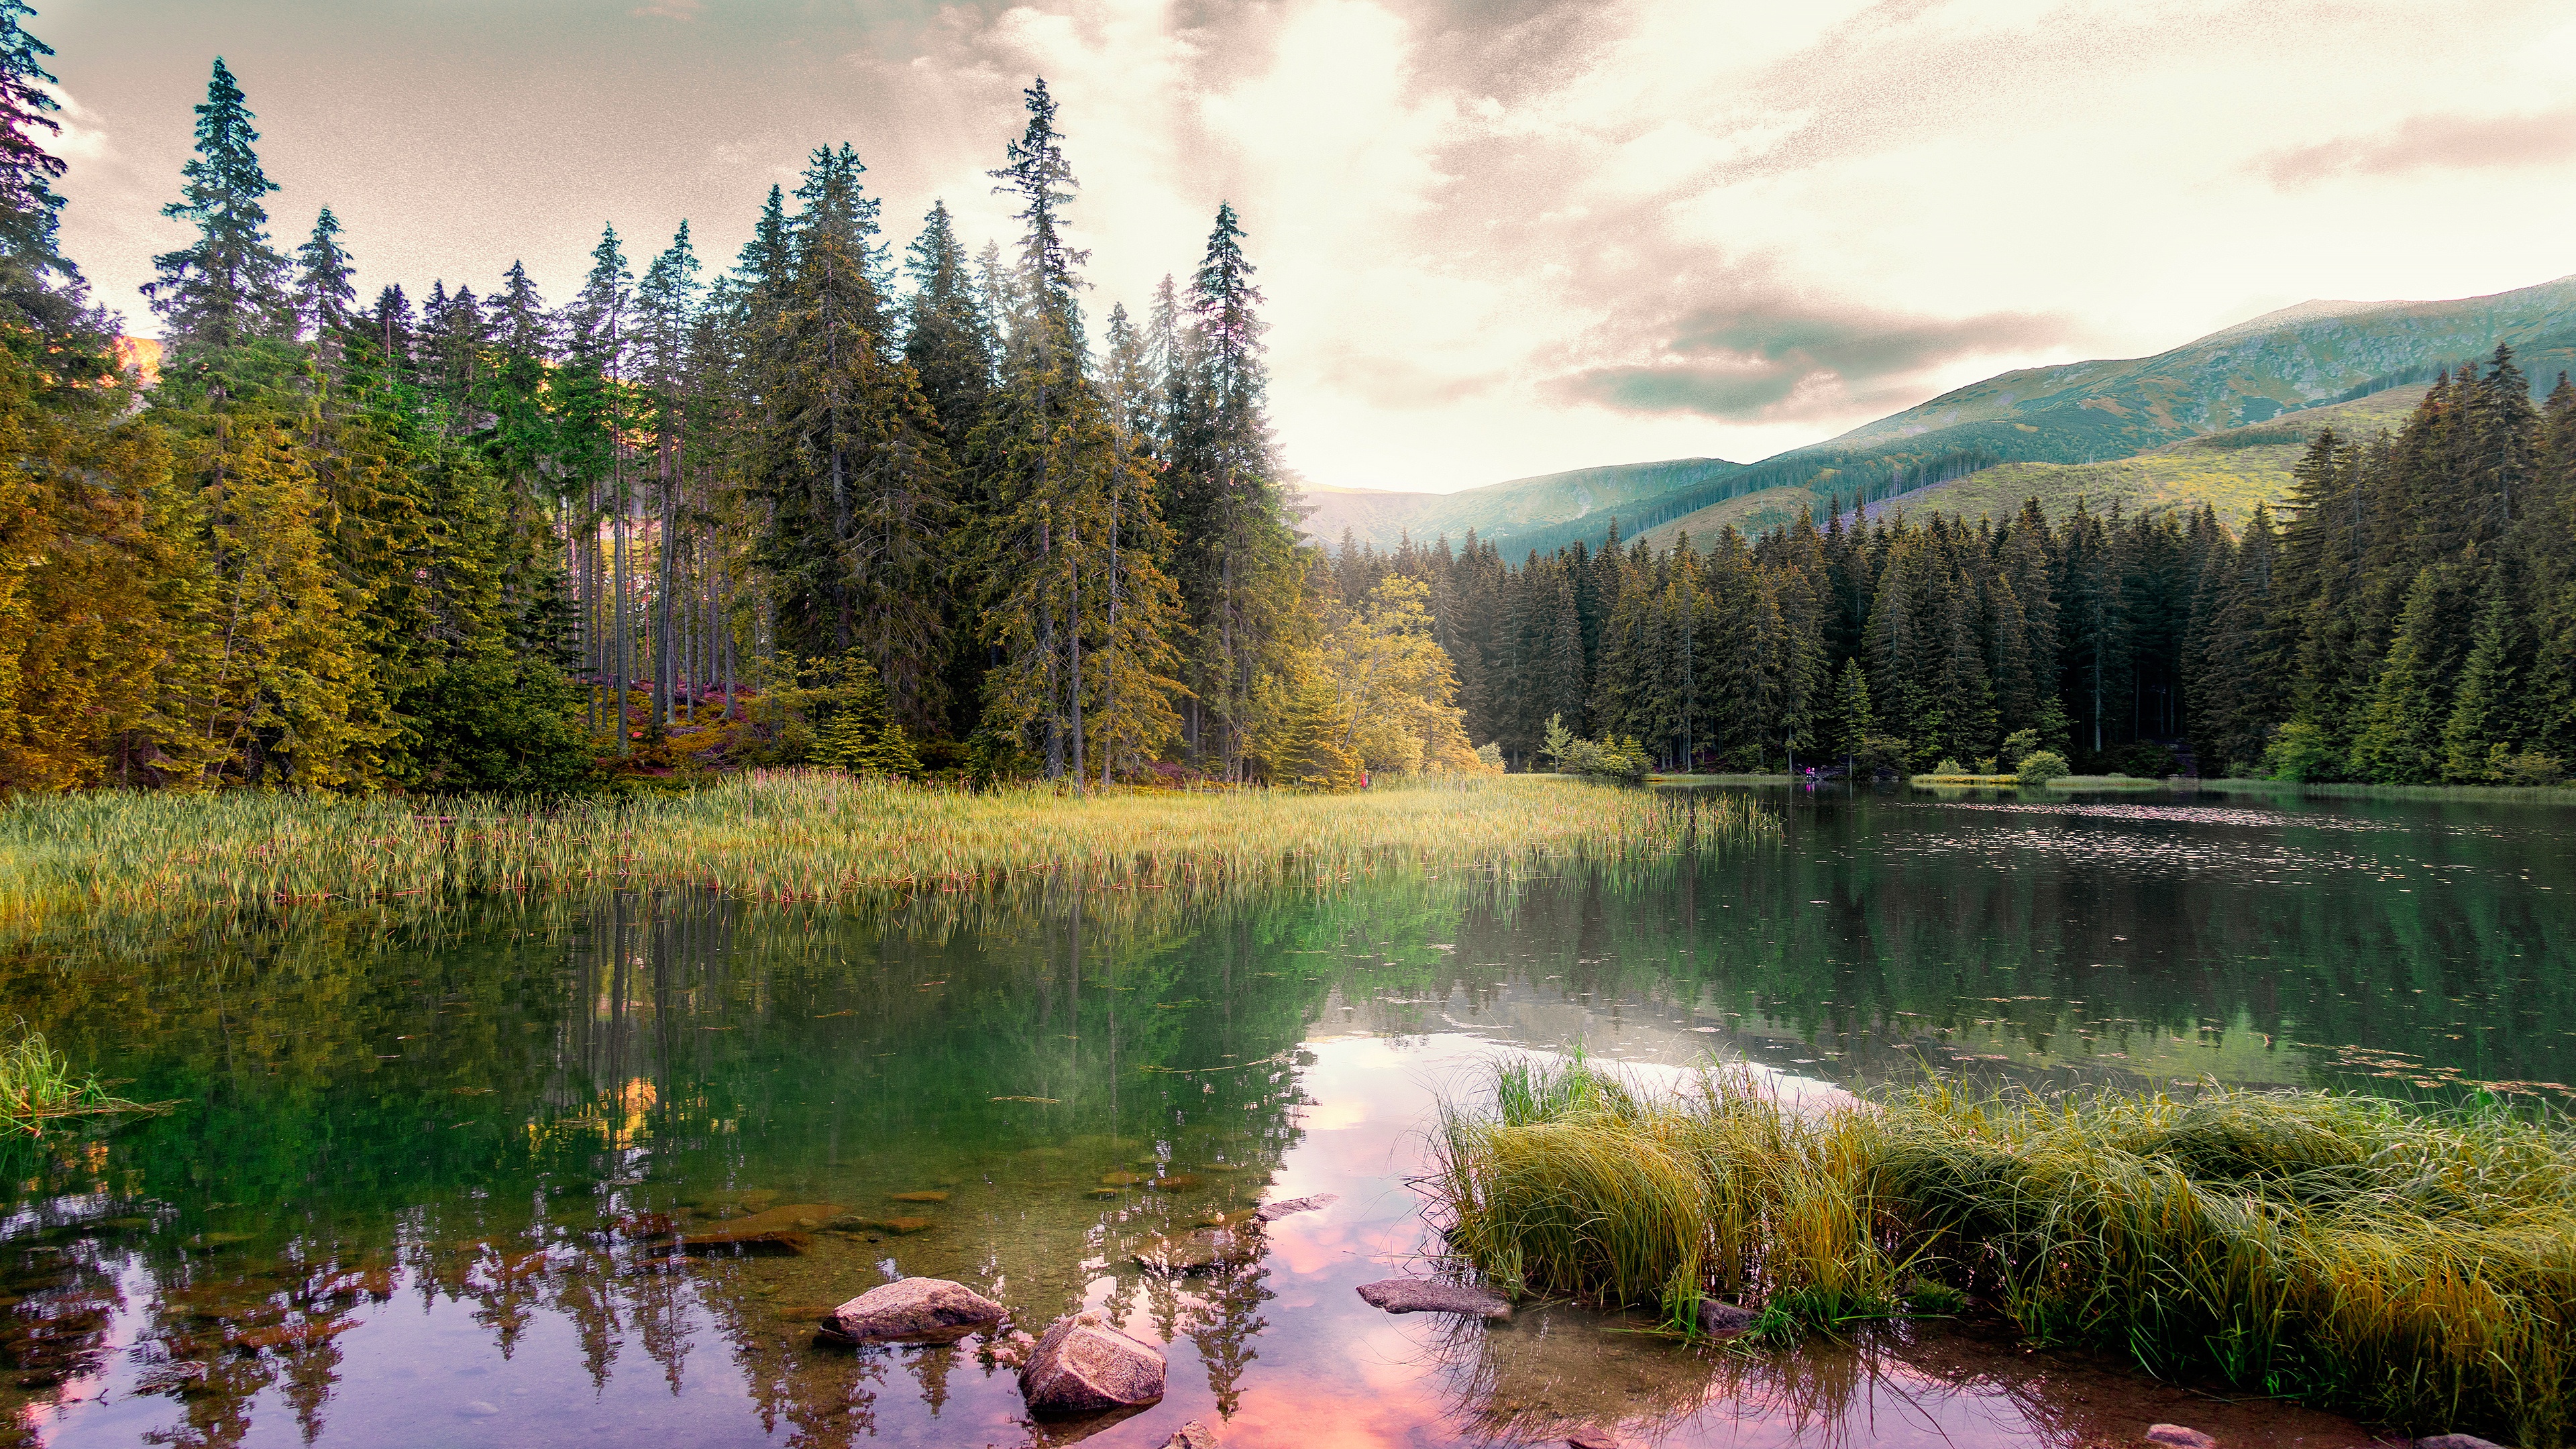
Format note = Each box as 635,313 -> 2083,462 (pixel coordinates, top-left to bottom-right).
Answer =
147,58 -> 290,362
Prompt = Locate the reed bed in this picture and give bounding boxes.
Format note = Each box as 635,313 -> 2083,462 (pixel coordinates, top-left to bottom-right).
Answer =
1426,1058 -> 2576,1446
0,772 -> 1770,934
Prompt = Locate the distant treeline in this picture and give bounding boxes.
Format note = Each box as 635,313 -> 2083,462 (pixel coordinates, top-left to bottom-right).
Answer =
1328,349 -> 2576,784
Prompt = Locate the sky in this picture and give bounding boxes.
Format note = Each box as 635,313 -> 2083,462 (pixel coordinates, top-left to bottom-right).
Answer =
44,0 -> 2576,494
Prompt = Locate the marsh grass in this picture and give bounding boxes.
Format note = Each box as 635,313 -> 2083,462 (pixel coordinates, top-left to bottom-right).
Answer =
1427,1059 -> 2576,1446
0,1023 -> 158,1136
0,772 -> 1770,936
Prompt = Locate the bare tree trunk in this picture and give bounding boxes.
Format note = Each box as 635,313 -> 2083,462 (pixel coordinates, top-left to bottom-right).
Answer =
1069,523 -> 1084,793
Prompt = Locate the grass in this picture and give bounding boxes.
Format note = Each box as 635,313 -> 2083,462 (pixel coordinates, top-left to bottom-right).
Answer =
0,1023 -> 158,1136
2045,775 -> 2171,790
1426,1058 -> 2576,1446
1910,774 -> 2022,788
2198,777 -> 2576,806
0,771 -> 1772,935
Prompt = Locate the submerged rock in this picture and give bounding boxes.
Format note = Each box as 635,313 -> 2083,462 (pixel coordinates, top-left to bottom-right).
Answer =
1144,1174 -> 1203,1193
675,1203 -> 843,1254
888,1190 -> 950,1203
1697,1300 -> 1758,1337
1163,1421 -> 1221,1449
1355,1279 -> 1511,1320
2412,1438 -> 2507,1449
2145,1429 -> 2217,1449
1565,1430 -> 1621,1449
817,1278 -> 1005,1346
1252,1194 -> 1336,1222
1018,1311 -> 1167,1415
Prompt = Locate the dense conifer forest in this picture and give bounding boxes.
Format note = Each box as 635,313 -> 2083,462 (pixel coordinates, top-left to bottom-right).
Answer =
0,7 -> 2567,794
0,25 -> 1480,794
1350,351 -> 2575,784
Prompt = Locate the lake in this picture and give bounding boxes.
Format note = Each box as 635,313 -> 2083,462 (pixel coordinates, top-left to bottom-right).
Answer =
0,785 -> 2565,1448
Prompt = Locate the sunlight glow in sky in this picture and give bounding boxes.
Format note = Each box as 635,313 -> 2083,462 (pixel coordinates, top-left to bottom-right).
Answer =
48,0 -> 2576,492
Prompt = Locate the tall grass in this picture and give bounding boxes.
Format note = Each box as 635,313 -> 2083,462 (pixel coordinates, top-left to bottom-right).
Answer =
1426,1059 -> 2576,1446
0,772 -> 1772,936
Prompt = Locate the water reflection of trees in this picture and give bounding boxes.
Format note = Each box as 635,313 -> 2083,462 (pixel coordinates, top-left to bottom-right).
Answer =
0,885 -> 1329,1444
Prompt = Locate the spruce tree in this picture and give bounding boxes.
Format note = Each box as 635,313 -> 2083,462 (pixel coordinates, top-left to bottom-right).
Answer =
292,207 -> 355,344
900,200 -> 995,454
0,0 -> 72,313
148,58 -> 290,361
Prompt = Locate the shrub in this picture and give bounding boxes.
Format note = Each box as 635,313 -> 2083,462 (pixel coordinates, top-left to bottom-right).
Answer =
2000,729 -> 2043,767
2263,720 -> 2342,782
1931,757 -> 1964,776
2015,749 -> 2070,784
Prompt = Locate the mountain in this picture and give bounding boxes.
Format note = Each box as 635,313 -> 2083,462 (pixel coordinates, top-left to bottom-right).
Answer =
1300,272 -> 2576,556
1296,457 -> 1739,555
1631,383 -> 2436,549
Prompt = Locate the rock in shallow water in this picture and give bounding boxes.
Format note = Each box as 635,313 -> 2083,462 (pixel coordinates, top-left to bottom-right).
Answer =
2411,1438 -> 2507,1449
817,1278 -> 1005,1346
1354,1279 -> 1511,1320
1564,1429 -> 1621,1449
2144,1428 -> 2216,1449
1252,1194 -> 1336,1222
1018,1311 -> 1167,1415
1697,1299 -> 1758,1337
1163,1421 -> 1221,1449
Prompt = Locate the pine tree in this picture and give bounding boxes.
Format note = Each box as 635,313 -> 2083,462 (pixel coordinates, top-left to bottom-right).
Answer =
900,200 -> 994,455
2438,567 -> 2524,782
2349,564 -> 2470,784
292,207 -> 355,345
1163,201 -> 1301,777
0,0 -> 73,320
1832,656 -> 1873,774
148,58 -> 290,361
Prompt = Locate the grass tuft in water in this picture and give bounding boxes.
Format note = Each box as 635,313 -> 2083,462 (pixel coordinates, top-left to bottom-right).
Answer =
1428,1059 -> 2576,1446
0,1022 -> 156,1136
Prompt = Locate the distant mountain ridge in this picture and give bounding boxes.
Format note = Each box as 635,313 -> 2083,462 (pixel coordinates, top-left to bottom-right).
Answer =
1299,272 -> 2576,556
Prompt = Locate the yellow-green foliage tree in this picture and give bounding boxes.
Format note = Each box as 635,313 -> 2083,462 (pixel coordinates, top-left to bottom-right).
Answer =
1314,575 -> 1483,775
0,343 -> 213,789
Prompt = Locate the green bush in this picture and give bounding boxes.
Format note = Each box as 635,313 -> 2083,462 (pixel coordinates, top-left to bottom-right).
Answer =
2000,729 -> 2043,767
2263,720 -> 2342,782
2015,749 -> 2070,784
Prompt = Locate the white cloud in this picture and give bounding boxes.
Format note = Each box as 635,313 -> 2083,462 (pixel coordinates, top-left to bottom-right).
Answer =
44,0 -> 2576,492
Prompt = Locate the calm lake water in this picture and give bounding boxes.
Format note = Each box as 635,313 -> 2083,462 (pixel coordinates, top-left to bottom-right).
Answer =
0,786 -> 2567,1448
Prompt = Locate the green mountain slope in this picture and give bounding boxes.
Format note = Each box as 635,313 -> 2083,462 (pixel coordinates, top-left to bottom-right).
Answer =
1311,272 -> 2576,556
1635,384 -> 2438,547
1296,457 -> 1739,553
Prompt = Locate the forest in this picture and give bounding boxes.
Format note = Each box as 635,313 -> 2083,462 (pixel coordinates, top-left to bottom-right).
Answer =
0,2 -> 2568,796
0,23 -> 1474,795
1332,350 -> 2576,786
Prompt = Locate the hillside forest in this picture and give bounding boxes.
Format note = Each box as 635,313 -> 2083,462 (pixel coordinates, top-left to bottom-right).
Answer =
0,11 -> 2569,794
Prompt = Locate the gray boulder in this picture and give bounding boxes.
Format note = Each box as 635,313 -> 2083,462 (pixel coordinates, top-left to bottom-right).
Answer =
817,1277 -> 1005,1346
1354,1278 -> 1511,1320
1018,1311 -> 1167,1415
1697,1299 -> 1758,1336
